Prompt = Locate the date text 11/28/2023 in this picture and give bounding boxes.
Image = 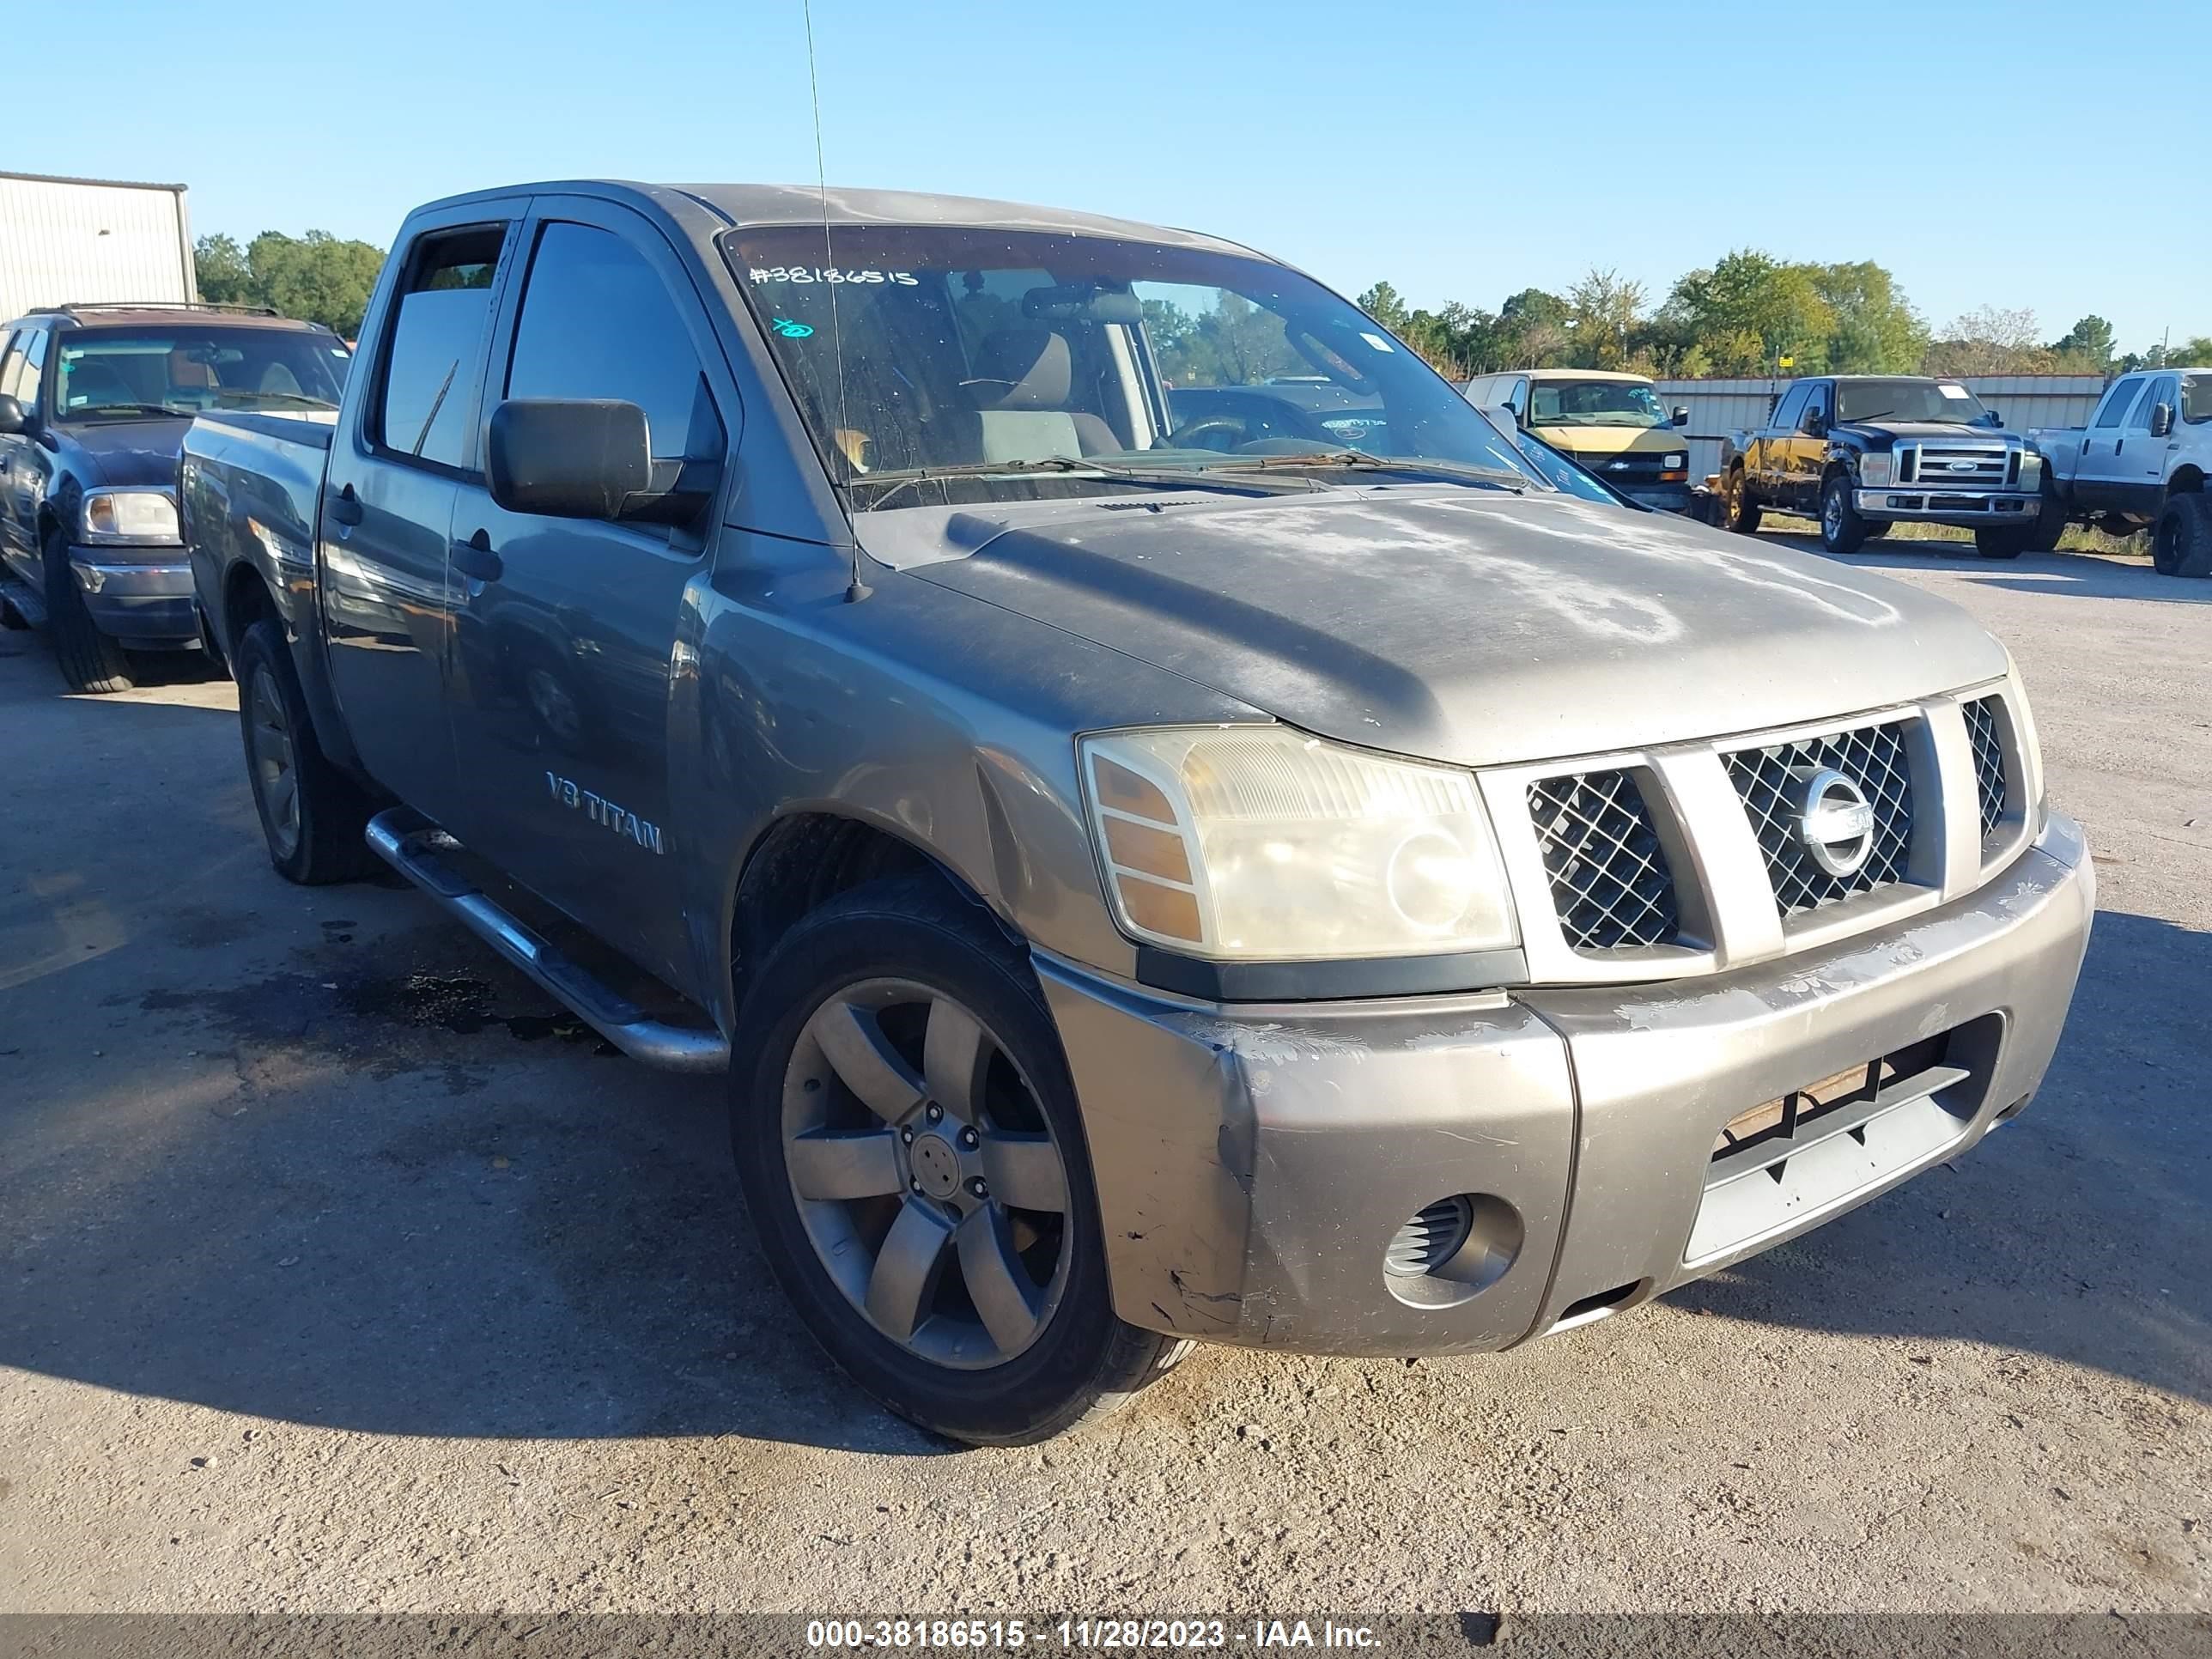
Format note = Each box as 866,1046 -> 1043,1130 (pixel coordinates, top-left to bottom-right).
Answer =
805,1620 -> 1382,1650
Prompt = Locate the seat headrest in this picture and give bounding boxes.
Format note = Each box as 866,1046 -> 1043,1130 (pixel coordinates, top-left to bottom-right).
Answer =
970,328 -> 1073,410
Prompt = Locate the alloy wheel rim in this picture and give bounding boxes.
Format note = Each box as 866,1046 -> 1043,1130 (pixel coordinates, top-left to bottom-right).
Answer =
781,977 -> 1073,1370
1824,487 -> 1844,542
248,665 -> 301,858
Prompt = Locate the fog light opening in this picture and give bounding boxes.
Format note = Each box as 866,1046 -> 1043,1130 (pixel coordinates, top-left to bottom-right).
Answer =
1382,1193 -> 1523,1310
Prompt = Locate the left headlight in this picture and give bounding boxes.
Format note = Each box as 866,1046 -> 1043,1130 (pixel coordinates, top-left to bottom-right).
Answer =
1856,451 -> 1893,488
1079,726 -> 1518,961
81,489 -> 181,545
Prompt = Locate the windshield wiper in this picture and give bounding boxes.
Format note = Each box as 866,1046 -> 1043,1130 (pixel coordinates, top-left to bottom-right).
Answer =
849,455 -> 1315,511
1840,410 -> 1896,424
1194,451 -> 1528,492
214,391 -> 337,410
69,403 -> 191,420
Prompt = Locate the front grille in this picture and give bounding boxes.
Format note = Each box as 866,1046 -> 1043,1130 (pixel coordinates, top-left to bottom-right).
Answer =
1900,443 -> 2013,488
1384,1196 -> 1474,1278
1963,696 -> 2008,841
1724,720 -> 1915,916
1528,770 -> 1681,951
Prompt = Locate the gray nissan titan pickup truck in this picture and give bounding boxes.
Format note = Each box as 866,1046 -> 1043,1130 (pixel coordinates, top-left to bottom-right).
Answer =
180,180 -> 2094,1445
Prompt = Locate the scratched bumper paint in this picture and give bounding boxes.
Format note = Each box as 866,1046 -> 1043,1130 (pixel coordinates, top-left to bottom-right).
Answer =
1041,811 -> 2094,1358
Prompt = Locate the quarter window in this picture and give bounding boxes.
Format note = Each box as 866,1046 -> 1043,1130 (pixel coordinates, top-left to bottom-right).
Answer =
374,225 -> 507,471
504,222 -> 720,464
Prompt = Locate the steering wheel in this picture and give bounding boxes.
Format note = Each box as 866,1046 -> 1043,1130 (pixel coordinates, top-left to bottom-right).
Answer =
1164,416 -> 1250,453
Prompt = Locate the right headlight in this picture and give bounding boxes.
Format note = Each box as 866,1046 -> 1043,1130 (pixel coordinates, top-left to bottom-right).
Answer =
1079,726 -> 1517,961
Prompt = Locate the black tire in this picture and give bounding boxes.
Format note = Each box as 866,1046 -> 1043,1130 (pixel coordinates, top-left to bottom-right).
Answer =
233,617 -> 376,884
1727,466 -> 1762,535
0,587 -> 27,629
2153,493 -> 2212,578
730,877 -> 1183,1445
2026,476 -> 2068,553
41,524 -> 133,693
1974,525 -> 2032,560
1820,474 -> 1869,555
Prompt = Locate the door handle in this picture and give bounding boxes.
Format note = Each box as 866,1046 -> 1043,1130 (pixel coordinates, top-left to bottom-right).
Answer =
451,528 -> 503,583
328,483 -> 364,526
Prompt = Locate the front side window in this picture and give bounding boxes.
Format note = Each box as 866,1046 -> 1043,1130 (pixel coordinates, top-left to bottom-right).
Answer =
375,225 -> 505,470
1801,384 -> 1832,431
55,325 -> 343,419
504,222 -> 720,466
1527,379 -> 1671,428
1832,379 -> 1990,425
2092,378 -> 2142,428
0,331 -> 29,407
1771,384 -> 1811,432
2135,374 -> 2180,428
721,226 -> 1534,509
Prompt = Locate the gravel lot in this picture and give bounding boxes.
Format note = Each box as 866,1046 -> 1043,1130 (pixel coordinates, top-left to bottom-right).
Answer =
2,542 -> 2207,1617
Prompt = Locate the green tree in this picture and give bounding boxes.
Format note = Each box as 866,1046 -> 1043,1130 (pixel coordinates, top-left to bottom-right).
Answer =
1662,251 -> 1834,375
1566,268 -> 1646,368
1923,306 -> 2053,376
1355,282 -> 1411,333
193,228 -> 386,336
2048,314 -> 2116,370
1813,261 -> 1927,373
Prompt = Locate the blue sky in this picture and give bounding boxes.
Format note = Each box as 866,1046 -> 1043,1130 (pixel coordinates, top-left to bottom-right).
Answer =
23,0 -> 2209,353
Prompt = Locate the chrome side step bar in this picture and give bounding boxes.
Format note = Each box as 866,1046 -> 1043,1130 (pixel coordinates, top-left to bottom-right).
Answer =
365,809 -> 729,1074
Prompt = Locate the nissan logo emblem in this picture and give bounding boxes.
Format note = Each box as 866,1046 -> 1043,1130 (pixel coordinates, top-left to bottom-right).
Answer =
1791,767 -> 1877,878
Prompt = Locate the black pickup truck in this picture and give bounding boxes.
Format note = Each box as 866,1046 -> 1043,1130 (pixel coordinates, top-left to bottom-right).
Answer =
1720,374 -> 2045,558
178,180 -> 2090,1444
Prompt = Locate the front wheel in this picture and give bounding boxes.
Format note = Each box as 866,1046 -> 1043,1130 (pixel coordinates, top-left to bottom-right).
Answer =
1820,475 -> 1869,555
2153,493 -> 2212,578
731,878 -> 1185,1445
42,526 -> 133,694
1974,525 -> 2033,560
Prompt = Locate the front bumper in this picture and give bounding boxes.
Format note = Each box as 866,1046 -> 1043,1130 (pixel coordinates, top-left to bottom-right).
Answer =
1622,483 -> 1694,514
69,549 -> 198,645
1855,489 -> 2039,525
1042,811 -> 2094,1357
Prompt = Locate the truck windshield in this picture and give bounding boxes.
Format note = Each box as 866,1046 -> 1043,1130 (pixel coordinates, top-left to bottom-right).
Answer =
57,325 -> 349,418
1833,380 -> 1990,425
1527,380 -> 1670,428
720,226 -> 1537,508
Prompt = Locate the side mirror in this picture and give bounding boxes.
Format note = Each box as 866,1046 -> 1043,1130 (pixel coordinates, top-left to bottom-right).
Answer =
1672,405 -> 1690,427
2151,402 -> 2174,438
0,393 -> 27,435
1987,410 -> 2004,428
1805,411 -> 1827,437
487,398 -> 718,525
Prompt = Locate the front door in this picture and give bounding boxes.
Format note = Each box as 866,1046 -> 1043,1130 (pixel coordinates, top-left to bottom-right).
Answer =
1789,380 -> 1832,511
2116,373 -> 2179,516
444,198 -> 737,984
0,330 -> 44,583
320,210 -> 525,829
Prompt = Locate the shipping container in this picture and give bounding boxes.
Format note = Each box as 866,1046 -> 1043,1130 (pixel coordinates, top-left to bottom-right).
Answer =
0,171 -> 196,319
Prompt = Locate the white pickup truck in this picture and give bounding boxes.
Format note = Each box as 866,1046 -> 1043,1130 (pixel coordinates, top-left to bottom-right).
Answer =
2025,367 -> 2212,575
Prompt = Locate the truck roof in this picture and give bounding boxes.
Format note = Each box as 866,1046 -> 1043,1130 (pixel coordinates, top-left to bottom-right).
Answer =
414,179 -> 1262,258
9,301 -> 331,331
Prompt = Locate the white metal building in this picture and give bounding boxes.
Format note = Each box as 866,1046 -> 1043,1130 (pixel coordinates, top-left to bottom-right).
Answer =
0,172 -> 197,319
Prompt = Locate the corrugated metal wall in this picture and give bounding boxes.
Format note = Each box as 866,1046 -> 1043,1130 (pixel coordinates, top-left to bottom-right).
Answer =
1654,375 -> 2111,483
0,173 -> 195,319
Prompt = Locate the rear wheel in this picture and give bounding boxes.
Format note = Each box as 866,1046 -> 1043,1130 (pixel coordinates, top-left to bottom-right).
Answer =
1726,466 -> 1763,534
2153,493 -> 2212,578
1820,475 -> 1869,555
41,525 -> 133,694
731,878 -> 1184,1445
234,617 -> 376,884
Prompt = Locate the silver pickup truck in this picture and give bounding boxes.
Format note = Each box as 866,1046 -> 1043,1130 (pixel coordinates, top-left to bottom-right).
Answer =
2025,366 -> 2212,575
180,180 -> 2094,1444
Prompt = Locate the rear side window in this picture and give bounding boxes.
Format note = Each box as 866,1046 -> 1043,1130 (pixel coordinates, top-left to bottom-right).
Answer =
375,226 -> 506,470
2093,377 -> 2142,428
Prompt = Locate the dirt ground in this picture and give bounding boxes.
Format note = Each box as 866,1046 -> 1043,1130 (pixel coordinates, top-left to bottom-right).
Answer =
2,542 -> 2206,1616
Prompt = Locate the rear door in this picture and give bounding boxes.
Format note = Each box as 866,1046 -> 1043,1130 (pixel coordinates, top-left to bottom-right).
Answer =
322,204 -> 526,827
2071,374 -> 2145,510
444,196 -> 738,982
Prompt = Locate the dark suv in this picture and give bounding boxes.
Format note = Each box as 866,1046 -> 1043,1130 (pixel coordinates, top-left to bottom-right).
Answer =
0,301 -> 349,691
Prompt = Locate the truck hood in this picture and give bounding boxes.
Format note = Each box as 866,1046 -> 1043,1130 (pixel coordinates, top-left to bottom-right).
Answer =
54,416 -> 191,489
1836,420 -> 2017,450
900,488 -> 2008,768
